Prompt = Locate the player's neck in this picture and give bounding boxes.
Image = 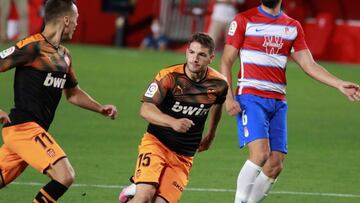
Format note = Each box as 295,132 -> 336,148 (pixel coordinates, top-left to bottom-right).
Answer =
260,4 -> 281,16
41,24 -> 63,48
185,66 -> 207,82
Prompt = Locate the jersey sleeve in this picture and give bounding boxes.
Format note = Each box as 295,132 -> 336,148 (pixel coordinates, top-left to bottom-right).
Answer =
142,71 -> 174,105
215,82 -> 228,104
0,43 -> 37,72
63,49 -> 78,89
225,14 -> 246,49
291,21 -> 308,52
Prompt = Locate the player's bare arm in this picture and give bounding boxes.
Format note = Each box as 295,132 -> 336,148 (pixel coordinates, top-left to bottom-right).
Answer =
292,49 -> 360,101
140,102 -> 194,133
64,85 -> 118,119
220,44 -> 242,116
198,103 -> 223,152
0,109 -> 11,124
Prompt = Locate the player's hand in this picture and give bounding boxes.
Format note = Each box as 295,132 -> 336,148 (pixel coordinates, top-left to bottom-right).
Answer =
198,133 -> 215,152
100,104 -> 118,120
337,81 -> 360,101
170,118 -> 194,133
0,110 -> 11,124
225,98 -> 241,116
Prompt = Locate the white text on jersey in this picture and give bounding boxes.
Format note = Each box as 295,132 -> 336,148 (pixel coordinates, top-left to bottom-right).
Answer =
171,101 -> 209,116
43,73 -> 67,89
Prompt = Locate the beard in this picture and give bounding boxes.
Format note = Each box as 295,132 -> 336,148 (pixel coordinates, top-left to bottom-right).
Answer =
61,34 -> 70,41
261,0 -> 281,9
61,30 -> 73,42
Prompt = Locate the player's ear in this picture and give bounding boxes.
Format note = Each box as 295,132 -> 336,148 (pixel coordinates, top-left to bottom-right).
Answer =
209,53 -> 215,63
63,16 -> 70,26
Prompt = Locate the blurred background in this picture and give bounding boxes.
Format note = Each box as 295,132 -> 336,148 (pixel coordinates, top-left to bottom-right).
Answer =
1,0 -> 360,63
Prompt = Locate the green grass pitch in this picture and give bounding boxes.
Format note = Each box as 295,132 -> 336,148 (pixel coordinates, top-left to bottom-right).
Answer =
0,44 -> 360,202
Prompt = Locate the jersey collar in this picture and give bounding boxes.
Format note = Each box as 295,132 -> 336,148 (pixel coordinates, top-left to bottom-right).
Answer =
258,6 -> 283,19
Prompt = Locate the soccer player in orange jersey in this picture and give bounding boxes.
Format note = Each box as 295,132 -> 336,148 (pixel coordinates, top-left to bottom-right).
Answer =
119,33 -> 228,203
0,0 -> 117,202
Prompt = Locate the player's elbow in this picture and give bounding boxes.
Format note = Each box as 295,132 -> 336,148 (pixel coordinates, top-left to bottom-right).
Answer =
65,92 -> 79,106
140,111 -> 152,124
139,106 -> 148,120
64,87 -> 80,104
66,95 -> 77,105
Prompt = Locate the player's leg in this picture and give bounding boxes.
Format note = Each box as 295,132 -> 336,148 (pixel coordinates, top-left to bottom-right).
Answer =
235,139 -> 270,203
234,95 -> 272,203
29,135 -> 73,203
128,183 -> 157,203
248,100 -> 288,203
153,196 -> 169,203
2,122 -> 72,202
154,151 -> 192,203
119,182 -> 136,202
126,133 -> 167,202
34,157 -> 75,202
248,152 -> 285,203
0,144 -> 28,188
45,157 -> 75,187
262,151 -> 286,179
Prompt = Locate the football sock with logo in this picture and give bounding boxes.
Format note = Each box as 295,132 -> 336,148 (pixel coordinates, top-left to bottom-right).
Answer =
248,171 -> 276,203
33,179 -> 68,203
234,160 -> 262,203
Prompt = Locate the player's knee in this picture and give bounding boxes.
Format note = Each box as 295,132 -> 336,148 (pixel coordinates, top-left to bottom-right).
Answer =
53,169 -> 75,187
259,151 -> 271,164
250,151 -> 270,166
132,186 -> 156,202
46,157 -> 76,187
133,192 -> 155,202
62,169 -> 76,186
268,153 -> 285,177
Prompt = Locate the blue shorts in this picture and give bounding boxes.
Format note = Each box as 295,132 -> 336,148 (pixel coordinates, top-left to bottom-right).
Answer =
236,94 -> 288,153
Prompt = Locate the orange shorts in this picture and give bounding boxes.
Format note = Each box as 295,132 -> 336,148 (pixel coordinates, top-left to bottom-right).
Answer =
0,122 -> 66,185
133,133 -> 193,203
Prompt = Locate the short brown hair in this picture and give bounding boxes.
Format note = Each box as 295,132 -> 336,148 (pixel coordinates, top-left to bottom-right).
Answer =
189,33 -> 215,54
44,0 -> 76,23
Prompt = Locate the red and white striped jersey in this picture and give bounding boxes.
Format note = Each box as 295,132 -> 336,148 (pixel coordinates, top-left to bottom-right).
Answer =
226,6 -> 308,100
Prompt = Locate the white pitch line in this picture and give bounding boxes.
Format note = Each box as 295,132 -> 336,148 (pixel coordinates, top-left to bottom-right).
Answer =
270,191 -> 360,198
11,182 -> 360,198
